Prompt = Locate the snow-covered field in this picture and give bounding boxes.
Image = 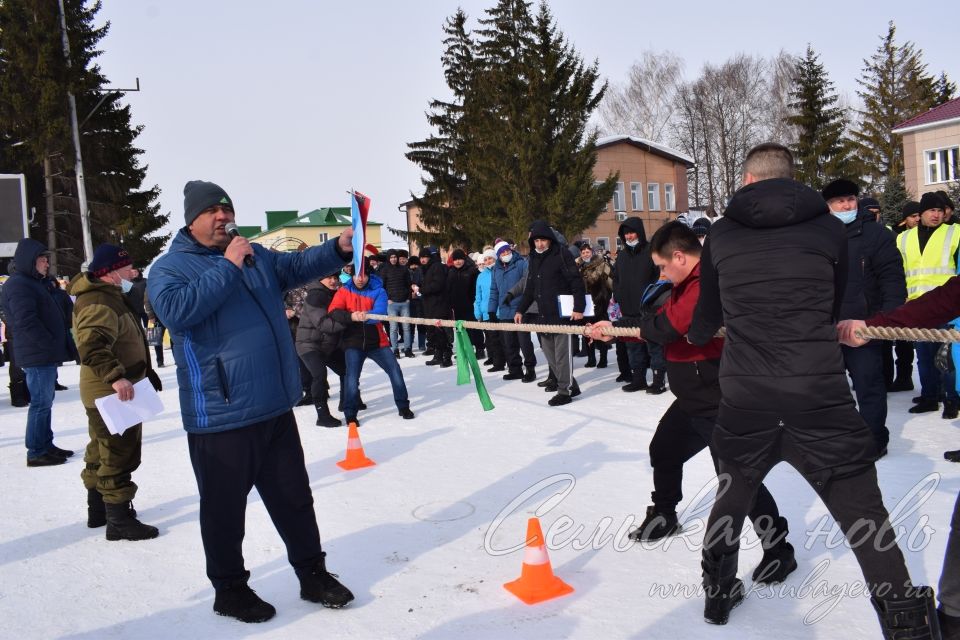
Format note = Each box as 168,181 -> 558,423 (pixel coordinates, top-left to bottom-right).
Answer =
1,346 -> 956,639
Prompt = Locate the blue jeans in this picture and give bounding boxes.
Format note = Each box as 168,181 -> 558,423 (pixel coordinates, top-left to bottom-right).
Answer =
626,341 -> 666,373
23,365 -> 57,458
342,347 -> 409,419
388,300 -> 412,350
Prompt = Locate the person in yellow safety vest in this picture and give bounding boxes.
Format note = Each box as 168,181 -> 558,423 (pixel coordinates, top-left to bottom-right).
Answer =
899,191 -> 960,417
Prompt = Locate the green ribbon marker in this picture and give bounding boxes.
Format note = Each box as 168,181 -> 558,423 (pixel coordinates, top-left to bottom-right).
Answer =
454,320 -> 494,411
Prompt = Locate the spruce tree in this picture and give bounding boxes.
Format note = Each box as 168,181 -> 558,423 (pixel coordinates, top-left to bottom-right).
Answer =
852,21 -> 938,189
0,0 -> 168,274
935,72 -> 957,106
403,0 -> 615,249
785,45 -> 852,190
878,173 -> 911,228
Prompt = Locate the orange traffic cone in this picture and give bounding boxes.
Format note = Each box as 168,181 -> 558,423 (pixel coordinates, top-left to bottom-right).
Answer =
503,517 -> 574,605
336,421 -> 376,470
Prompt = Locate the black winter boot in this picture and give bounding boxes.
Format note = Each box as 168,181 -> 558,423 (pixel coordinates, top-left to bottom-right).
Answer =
701,549 -> 745,625
871,585 -> 941,640
889,370 -> 914,392
910,398 -> 940,414
440,351 -> 453,368
502,367 -> 524,380
404,348 -> 415,358
597,347 -> 608,369
296,393 -> 314,407
315,401 -> 342,428
521,366 -> 536,383
628,506 -> 680,541
213,580 -> 276,623
584,345 -> 597,368
622,370 -> 648,392
944,401 -> 959,420
646,369 -> 667,395
105,501 -> 158,541
298,552 -> 355,608
87,488 -> 106,528
425,352 -> 443,366
475,347 -> 486,361
751,516 -> 797,584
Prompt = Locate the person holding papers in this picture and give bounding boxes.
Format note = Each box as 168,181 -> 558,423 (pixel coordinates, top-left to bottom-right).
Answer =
71,244 -> 161,541
514,220 -> 585,406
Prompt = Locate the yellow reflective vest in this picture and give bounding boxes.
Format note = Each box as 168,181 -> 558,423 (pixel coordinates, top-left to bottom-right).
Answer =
898,224 -> 960,300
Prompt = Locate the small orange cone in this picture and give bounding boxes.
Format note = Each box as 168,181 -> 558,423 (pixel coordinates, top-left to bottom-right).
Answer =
336,421 -> 376,470
503,517 -> 574,605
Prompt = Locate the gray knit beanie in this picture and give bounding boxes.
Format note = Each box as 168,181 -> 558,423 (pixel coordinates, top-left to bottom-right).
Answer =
183,180 -> 233,227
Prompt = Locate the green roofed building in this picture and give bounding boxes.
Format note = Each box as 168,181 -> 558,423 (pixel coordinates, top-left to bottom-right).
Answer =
243,208 -> 383,252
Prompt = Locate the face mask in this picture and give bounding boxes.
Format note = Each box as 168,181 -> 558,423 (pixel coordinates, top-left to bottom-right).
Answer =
500,253 -> 512,263
535,247 -> 547,254
625,239 -> 639,248
833,210 -> 857,225
119,278 -> 134,294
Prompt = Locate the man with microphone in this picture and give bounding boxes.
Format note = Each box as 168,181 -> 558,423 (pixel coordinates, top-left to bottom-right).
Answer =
149,180 -> 355,623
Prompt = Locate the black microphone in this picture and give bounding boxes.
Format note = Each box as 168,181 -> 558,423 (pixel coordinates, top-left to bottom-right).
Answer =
224,222 -> 255,268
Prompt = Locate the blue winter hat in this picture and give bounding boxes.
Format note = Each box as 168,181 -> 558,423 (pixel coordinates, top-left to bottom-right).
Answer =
183,180 -> 233,227
88,244 -> 132,278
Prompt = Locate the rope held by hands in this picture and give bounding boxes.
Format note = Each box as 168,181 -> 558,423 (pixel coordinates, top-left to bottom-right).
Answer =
364,314 -> 960,343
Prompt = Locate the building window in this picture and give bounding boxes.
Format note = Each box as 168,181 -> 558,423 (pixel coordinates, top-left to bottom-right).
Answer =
926,147 -> 960,184
580,236 -> 591,247
630,182 -> 643,211
318,232 -> 329,242
664,184 -> 676,211
596,237 -> 609,251
612,182 -> 625,212
647,183 -> 660,211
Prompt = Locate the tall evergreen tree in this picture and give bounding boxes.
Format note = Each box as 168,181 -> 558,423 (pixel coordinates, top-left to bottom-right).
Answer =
852,21 -> 938,189
935,72 -> 957,106
402,0 -> 615,249
0,0 -> 167,274
878,173 -> 911,228
785,45 -> 852,190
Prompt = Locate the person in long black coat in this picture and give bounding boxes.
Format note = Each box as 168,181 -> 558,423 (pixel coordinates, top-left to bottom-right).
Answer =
446,249 -> 482,356
687,143 -> 931,633
822,179 -> 906,454
419,246 -> 452,367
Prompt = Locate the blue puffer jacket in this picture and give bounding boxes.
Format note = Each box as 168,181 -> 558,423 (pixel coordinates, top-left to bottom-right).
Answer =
2,239 -> 72,368
488,255 -> 528,320
474,268 -> 492,320
148,229 -> 349,433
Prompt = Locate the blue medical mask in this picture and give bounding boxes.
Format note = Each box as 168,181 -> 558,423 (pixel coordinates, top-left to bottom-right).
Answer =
120,278 -> 134,294
833,210 -> 857,225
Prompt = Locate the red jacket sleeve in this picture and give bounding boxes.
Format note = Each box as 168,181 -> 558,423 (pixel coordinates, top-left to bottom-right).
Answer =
865,276 -> 960,329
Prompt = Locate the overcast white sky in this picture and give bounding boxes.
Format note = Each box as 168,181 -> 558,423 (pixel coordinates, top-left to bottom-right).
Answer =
93,1 -> 959,255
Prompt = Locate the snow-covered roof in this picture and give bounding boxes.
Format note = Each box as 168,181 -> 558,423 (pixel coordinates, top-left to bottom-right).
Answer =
595,135 -> 695,167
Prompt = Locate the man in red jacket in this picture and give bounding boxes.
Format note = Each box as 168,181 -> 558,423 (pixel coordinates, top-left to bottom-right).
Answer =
840,278 -> 960,638
589,222 -> 795,580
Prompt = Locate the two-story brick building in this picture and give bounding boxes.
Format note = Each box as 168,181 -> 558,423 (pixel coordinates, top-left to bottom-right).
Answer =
893,97 -> 960,201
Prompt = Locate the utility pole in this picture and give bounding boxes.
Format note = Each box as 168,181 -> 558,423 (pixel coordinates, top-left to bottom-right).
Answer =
43,156 -> 58,274
57,0 -> 93,266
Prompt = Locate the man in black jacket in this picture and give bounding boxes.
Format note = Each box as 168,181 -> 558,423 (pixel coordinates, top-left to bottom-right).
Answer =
687,143 -> 935,635
613,217 -> 666,393
822,179 -> 906,454
379,250 -> 414,358
515,220 -> 585,406
420,246 -> 452,367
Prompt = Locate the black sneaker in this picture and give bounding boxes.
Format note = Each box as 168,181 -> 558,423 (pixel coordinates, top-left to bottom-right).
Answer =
548,393 -> 572,406
213,583 -> 276,623
399,407 -> 415,419
909,399 -> 939,414
628,506 -> 680,541
49,445 -> 75,458
55,382 -> 68,391
27,453 -> 67,467
299,556 -> 355,608
487,364 -> 506,373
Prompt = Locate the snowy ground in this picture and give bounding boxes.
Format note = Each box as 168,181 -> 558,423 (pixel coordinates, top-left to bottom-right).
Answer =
0,344 -> 956,640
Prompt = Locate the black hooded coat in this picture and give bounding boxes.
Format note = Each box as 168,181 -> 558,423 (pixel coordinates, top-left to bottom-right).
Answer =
516,220 -> 585,323
688,178 -> 876,487
613,216 -> 658,318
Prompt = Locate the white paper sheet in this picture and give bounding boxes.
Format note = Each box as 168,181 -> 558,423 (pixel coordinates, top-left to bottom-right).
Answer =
93,378 -> 164,435
558,294 -> 594,317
